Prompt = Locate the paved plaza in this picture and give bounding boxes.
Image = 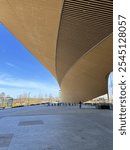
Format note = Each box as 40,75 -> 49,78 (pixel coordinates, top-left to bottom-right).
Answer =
0,105 -> 113,150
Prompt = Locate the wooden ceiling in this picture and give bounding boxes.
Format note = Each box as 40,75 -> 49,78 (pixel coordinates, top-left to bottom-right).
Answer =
0,0 -> 113,102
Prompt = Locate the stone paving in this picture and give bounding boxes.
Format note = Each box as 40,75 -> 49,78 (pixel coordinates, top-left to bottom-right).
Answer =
0,105 -> 113,150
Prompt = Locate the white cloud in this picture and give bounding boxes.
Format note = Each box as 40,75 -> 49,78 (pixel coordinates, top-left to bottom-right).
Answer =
0,73 -> 60,98
5,62 -> 16,68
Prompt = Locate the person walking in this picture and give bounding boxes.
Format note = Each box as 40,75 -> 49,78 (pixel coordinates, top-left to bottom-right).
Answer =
79,101 -> 82,109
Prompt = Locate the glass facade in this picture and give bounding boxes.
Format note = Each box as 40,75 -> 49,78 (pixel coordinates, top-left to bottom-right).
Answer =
108,72 -> 113,108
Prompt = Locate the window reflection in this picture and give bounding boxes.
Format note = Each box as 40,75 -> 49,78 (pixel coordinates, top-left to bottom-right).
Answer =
108,72 -> 113,108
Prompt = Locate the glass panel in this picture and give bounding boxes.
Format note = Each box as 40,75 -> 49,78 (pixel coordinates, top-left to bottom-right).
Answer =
108,72 -> 113,108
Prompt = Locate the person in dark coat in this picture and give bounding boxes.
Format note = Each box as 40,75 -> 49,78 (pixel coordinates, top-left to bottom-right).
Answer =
79,101 -> 82,109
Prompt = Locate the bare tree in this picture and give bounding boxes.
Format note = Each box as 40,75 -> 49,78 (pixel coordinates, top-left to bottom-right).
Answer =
0,92 -> 5,108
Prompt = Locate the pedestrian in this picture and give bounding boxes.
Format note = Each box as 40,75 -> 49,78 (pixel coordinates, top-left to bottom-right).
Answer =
79,101 -> 82,109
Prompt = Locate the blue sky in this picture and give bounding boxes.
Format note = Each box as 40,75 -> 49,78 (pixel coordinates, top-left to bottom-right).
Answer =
0,23 -> 60,98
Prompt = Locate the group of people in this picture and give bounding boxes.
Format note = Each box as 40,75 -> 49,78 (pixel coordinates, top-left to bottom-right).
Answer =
46,101 -> 83,109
